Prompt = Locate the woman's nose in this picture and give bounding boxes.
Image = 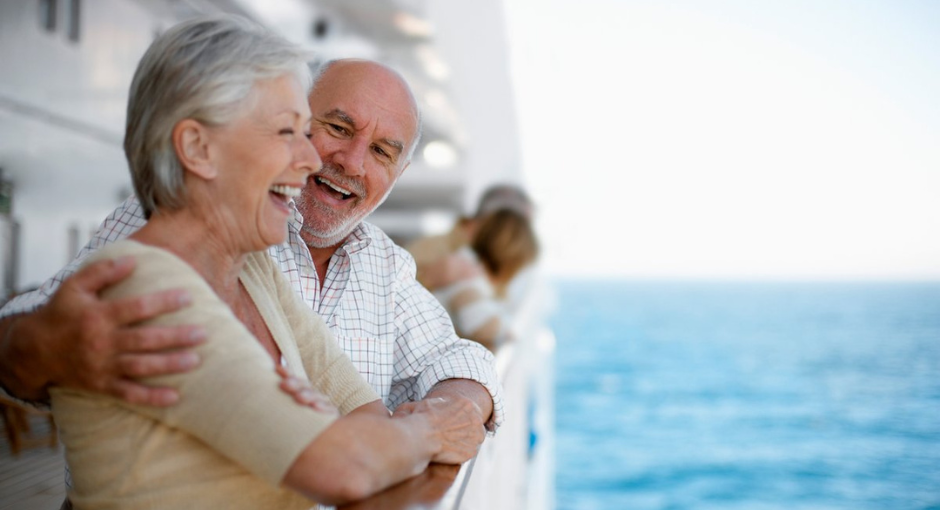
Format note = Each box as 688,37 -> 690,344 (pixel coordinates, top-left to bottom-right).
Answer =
297,136 -> 322,175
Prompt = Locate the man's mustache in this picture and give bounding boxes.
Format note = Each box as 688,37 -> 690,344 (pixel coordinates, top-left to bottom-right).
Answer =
310,163 -> 367,199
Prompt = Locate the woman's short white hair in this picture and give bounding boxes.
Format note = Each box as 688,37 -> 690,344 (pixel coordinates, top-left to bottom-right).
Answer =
124,15 -> 313,217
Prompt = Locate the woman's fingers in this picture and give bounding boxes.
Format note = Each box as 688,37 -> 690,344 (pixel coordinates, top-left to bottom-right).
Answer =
277,370 -> 338,414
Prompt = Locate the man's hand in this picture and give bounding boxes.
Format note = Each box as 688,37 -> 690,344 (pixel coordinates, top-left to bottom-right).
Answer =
393,378 -> 495,465
0,256 -> 204,405
392,396 -> 485,465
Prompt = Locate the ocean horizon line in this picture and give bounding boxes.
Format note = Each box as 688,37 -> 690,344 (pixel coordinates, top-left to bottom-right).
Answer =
548,275 -> 940,285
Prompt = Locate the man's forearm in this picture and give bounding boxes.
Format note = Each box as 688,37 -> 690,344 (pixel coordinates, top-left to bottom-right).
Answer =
0,313 -> 52,402
425,378 -> 494,429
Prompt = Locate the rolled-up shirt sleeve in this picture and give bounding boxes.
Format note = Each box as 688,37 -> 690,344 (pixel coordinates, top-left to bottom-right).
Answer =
0,197 -> 147,407
387,253 -> 505,431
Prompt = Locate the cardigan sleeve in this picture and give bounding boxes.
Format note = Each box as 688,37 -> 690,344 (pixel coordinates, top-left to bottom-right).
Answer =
80,242 -> 337,485
253,252 -> 381,415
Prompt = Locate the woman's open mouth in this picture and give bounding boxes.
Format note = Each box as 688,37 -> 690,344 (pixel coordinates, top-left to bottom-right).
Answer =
269,184 -> 302,210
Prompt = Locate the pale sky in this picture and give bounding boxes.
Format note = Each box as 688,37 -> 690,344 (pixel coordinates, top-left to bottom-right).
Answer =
502,0 -> 940,280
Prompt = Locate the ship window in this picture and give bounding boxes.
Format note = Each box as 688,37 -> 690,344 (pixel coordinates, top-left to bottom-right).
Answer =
39,0 -> 57,32
66,0 -> 80,42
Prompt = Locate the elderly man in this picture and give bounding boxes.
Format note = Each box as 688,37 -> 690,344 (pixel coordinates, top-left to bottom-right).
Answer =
0,59 -> 502,449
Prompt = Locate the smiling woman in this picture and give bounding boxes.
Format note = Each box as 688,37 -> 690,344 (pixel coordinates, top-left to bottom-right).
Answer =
48,15 -> 479,509
179,74 -> 319,250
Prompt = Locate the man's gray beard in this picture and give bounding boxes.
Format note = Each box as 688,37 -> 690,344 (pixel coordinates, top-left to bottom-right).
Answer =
298,184 -> 396,249
301,215 -> 361,248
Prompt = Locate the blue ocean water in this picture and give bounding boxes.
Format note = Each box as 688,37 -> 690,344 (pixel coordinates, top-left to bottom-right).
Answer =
552,280 -> 940,510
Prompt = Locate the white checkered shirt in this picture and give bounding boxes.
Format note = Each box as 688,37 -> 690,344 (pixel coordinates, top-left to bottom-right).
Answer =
1,196 -> 504,428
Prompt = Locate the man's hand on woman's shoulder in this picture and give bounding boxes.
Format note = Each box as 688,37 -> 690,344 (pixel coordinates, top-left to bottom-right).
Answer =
0,256 -> 205,405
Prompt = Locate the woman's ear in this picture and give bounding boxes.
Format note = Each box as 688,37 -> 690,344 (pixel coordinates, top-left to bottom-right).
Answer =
173,119 -> 218,180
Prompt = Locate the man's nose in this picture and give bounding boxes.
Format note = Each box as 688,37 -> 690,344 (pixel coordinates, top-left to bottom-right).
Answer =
331,136 -> 368,177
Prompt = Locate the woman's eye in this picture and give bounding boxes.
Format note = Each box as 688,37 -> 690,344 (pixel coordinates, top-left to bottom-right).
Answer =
279,128 -> 295,136
304,132 -> 312,140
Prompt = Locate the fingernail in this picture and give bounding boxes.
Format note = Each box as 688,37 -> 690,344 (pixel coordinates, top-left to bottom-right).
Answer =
114,256 -> 135,269
180,352 -> 200,368
177,291 -> 193,307
162,392 -> 180,405
283,379 -> 301,391
188,327 -> 206,342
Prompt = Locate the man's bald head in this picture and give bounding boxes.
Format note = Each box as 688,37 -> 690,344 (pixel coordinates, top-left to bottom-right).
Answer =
311,59 -> 422,162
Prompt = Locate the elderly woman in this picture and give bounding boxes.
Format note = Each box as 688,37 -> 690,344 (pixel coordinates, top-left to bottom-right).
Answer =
49,16 -> 473,509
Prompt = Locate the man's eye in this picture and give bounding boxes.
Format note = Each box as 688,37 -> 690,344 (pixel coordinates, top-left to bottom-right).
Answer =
329,124 -> 349,135
373,146 -> 390,159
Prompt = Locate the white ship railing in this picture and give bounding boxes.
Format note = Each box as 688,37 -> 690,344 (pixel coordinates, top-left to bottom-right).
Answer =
457,275 -> 556,510
338,277 -> 556,510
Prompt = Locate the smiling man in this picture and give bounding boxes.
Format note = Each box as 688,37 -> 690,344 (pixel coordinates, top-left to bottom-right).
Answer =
0,59 -> 502,460
298,60 -> 417,251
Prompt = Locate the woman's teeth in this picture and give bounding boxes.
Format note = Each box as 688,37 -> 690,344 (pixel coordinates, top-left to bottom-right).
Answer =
269,184 -> 302,198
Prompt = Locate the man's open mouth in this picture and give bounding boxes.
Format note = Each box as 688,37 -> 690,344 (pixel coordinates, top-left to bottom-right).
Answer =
316,176 -> 355,201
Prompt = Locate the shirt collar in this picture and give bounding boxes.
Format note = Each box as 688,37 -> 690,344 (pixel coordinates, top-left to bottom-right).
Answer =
288,200 -> 305,232
341,223 -> 372,254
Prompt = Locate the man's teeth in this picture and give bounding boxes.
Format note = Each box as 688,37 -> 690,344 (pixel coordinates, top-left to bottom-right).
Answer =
269,184 -> 301,198
317,177 -> 352,197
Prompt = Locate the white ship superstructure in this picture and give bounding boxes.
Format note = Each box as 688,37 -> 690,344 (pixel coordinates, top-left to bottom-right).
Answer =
0,0 -> 524,292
